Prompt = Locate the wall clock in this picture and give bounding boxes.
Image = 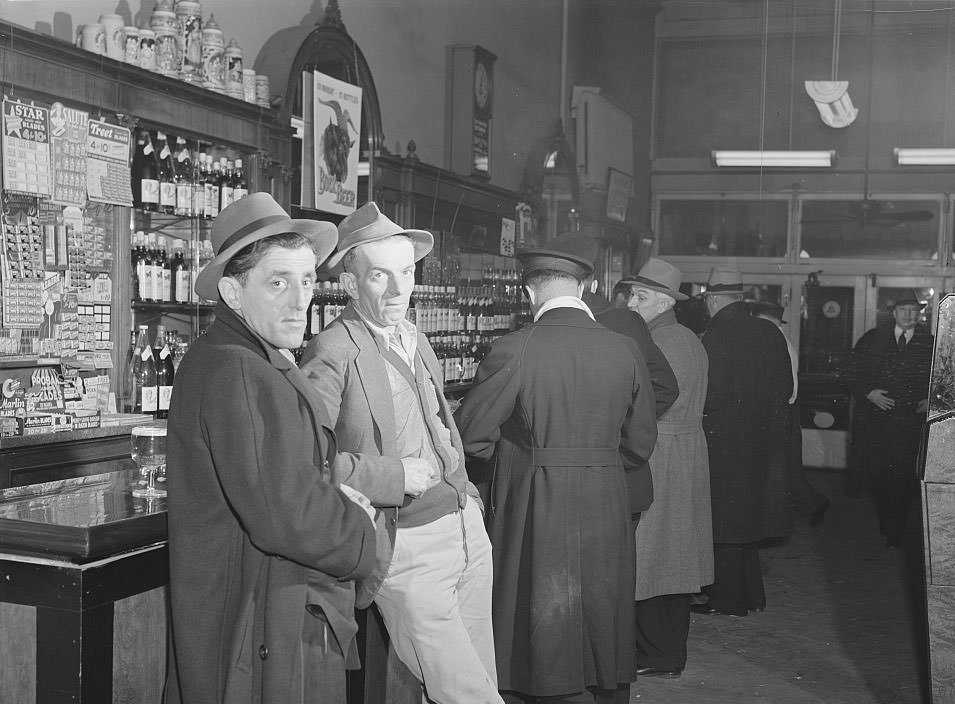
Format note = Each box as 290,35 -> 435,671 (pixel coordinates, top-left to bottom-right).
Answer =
445,44 -> 496,179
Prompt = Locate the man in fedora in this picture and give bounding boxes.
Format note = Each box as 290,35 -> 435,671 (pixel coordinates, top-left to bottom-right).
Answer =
455,236 -> 657,703
752,301 -> 829,528
846,289 -> 933,547
625,257 -> 713,679
300,202 -> 500,704
165,193 -> 377,704
696,266 -> 793,616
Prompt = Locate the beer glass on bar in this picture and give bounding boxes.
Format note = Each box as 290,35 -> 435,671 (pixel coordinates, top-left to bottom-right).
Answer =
131,423 -> 167,498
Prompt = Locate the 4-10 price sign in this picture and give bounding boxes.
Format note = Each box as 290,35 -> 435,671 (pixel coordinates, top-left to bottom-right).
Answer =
2,98 -> 52,196
86,119 -> 132,206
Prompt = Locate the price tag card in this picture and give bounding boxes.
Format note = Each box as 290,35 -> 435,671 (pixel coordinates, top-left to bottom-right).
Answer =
50,102 -> 89,207
86,120 -> 133,206
2,98 -> 52,197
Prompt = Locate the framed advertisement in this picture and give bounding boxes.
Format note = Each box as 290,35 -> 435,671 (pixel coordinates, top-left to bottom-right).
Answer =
606,167 -> 632,223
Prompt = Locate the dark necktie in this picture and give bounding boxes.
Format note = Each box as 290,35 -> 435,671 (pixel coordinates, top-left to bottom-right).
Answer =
898,332 -> 907,353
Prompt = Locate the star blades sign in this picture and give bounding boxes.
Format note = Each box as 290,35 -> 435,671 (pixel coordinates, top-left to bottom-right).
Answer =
313,70 -> 362,216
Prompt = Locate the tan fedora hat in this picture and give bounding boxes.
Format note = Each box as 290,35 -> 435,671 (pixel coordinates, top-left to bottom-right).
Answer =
631,257 -> 689,301
702,266 -> 745,296
194,192 -> 338,301
324,201 -> 433,274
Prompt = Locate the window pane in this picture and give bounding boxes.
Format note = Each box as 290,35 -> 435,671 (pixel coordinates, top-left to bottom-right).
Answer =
800,200 -> 938,259
658,200 -> 787,257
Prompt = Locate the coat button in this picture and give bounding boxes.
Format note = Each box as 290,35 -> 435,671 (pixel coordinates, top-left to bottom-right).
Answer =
258,645 -> 269,660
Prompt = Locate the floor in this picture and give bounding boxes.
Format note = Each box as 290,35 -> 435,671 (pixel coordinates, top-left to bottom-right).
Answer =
630,470 -> 928,704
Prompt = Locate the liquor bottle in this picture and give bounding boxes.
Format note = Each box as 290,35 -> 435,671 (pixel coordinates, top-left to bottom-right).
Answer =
174,136 -> 193,217
171,238 -> 190,304
206,156 -> 220,219
157,131 -> 177,215
141,233 -> 156,302
233,158 -> 248,200
121,329 -> 138,412
194,151 -> 208,218
133,325 -> 158,417
218,156 -> 234,212
154,325 -> 176,419
136,131 -> 160,212
156,235 -> 172,302
130,231 -> 142,301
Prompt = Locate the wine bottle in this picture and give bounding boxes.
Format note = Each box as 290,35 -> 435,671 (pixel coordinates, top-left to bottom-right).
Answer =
154,325 -> 176,419
134,325 -> 158,417
137,131 -> 160,212
171,238 -> 190,304
174,136 -> 193,217
233,157 -> 248,200
218,156 -> 234,212
157,131 -> 176,215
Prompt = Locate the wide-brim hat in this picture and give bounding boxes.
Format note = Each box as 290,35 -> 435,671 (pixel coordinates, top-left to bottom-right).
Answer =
517,233 -> 596,280
630,257 -> 689,301
324,201 -> 433,275
702,266 -> 745,296
891,289 -> 927,309
194,192 -> 338,301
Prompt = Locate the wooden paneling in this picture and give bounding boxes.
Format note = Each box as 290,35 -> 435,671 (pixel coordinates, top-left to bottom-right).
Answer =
112,587 -> 167,704
0,602 -> 36,704
928,585 -> 955,702
927,484 -> 955,586
924,418 -> 955,484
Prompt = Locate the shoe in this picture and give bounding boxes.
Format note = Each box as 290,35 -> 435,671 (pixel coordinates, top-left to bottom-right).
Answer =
636,666 -> 683,679
689,603 -> 719,615
809,498 -> 830,527
886,534 -> 902,549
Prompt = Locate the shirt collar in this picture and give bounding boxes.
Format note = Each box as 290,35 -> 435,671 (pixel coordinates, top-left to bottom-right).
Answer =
894,325 -> 913,342
534,295 -> 596,322
353,306 -> 418,352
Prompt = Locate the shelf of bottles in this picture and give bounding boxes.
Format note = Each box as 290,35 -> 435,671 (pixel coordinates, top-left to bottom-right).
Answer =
124,126 -> 248,417
302,260 -> 531,391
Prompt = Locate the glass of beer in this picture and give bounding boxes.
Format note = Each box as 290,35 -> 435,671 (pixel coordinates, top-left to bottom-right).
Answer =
131,423 -> 167,498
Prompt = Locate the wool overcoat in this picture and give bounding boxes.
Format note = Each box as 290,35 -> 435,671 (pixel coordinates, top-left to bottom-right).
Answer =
702,301 -> 794,543
635,308 -> 714,598
165,304 -> 376,704
455,305 -> 657,697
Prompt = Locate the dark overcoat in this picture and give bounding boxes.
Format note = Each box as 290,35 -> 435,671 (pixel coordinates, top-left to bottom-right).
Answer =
455,305 -> 657,697
846,323 -> 933,480
165,304 -> 376,704
702,301 -> 794,543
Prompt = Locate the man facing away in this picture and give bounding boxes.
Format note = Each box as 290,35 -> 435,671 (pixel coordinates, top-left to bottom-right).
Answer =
751,301 -> 829,528
166,193 -> 377,704
455,236 -> 658,703
696,267 -> 793,617
300,201 -> 501,704
626,257 -> 713,679
846,289 -> 933,547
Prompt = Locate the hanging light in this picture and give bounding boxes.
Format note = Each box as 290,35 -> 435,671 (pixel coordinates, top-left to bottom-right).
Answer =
712,150 -> 836,168
893,148 -> 955,166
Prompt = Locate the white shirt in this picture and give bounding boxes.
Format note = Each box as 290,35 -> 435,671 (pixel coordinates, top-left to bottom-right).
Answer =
534,295 -> 596,322
894,325 -> 913,345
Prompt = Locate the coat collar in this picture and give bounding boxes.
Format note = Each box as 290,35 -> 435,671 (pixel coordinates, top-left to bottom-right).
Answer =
534,304 -> 600,327
647,307 -> 677,332
210,303 -> 332,447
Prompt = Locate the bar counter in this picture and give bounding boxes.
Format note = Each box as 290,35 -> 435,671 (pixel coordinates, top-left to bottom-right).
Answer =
0,467 -> 168,704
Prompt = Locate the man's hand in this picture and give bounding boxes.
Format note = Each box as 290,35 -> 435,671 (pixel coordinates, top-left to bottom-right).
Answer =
866,388 -> 895,411
339,483 -> 376,523
401,457 -> 440,497
917,398 -> 929,414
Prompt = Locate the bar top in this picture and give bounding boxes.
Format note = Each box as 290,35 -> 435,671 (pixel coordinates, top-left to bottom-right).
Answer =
0,465 -> 167,562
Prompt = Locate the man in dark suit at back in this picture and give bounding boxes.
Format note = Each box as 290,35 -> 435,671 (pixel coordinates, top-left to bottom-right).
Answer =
697,267 -> 793,617
846,289 -> 933,547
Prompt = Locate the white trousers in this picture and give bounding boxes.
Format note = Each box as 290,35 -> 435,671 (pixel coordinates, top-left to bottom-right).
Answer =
375,498 -> 503,704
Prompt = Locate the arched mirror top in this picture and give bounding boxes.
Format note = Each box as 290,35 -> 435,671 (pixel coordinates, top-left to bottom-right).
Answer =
255,3 -> 384,162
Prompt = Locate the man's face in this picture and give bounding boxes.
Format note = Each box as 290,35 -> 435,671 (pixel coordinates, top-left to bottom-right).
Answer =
343,237 -> 416,327
893,303 -> 921,330
223,244 -> 317,349
628,286 -> 661,322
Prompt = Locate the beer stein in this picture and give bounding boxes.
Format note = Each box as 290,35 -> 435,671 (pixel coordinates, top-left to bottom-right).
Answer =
99,14 -> 125,61
76,23 -> 106,55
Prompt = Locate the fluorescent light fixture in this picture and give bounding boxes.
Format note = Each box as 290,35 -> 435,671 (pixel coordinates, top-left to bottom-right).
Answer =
894,148 -> 955,165
711,150 -> 835,168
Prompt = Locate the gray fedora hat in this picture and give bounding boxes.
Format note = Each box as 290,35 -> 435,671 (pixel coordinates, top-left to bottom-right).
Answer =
702,266 -> 745,296
195,192 -> 338,302
631,257 -> 689,301
324,201 -> 433,274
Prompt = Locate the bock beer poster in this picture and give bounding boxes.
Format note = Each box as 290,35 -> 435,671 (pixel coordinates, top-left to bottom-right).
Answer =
313,71 -> 362,216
